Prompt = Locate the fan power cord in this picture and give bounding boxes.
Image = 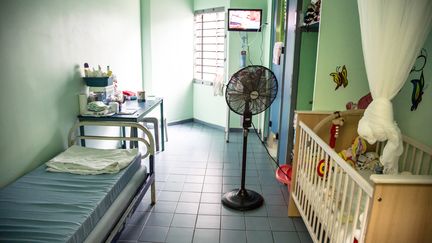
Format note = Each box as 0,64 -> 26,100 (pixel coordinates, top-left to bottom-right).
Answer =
251,122 -> 290,179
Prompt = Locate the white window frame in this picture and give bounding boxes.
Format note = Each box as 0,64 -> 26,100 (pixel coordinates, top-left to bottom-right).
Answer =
193,7 -> 226,84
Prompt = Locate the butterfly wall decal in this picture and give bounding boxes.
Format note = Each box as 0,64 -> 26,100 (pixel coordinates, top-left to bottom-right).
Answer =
409,48 -> 428,111
410,71 -> 425,111
330,65 -> 348,90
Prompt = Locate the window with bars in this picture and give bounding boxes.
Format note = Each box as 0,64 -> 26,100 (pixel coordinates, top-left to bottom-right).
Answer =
194,8 -> 226,82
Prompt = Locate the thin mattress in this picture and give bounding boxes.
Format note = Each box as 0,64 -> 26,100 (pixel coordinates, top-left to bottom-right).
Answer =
0,151 -> 143,243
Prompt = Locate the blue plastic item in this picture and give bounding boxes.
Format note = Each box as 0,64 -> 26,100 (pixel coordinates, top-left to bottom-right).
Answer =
83,77 -> 112,87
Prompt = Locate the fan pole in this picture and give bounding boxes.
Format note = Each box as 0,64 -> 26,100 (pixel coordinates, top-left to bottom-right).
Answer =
240,127 -> 248,192
221,104 -> 264,211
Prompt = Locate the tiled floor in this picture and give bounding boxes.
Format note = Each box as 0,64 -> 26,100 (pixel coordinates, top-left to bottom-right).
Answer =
116,122 -> 312,243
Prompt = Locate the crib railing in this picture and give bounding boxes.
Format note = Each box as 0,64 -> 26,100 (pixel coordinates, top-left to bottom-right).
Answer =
376,135 -> 432,175
292,121 -> 373,243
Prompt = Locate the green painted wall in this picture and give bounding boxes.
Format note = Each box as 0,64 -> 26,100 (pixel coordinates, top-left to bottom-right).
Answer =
296,31 -> 318,110
312,0 -> 369,111
142,0 -> 194,123
393,31 -> 432,147
193,0 -> 229,126
0,0 -> 142,187
311,0 -> 431,147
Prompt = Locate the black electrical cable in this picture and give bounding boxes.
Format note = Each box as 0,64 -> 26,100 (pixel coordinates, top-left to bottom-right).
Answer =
251,122 -> 290,179
259,28 -> 264,65
246,33 -> 253,65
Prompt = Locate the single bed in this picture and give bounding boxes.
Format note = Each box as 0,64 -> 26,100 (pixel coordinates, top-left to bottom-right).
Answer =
0,121 -> 156,243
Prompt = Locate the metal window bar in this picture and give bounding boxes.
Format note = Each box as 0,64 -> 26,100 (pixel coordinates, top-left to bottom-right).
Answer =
194,8 -> 225,82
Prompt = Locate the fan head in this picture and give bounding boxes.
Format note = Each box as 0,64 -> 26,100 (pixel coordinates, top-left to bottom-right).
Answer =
225,65 -> 278,116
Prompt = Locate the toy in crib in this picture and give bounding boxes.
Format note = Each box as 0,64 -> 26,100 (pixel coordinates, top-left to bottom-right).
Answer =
337,136 -> 386,174
330,117 -> 344,148
338,136 -> 367,168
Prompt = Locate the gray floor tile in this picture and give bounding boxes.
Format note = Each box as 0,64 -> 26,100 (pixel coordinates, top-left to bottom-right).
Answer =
221,215 -> 245,230
163,182 -> 185,191
267,205 -> 288,217
200,193 -> 222,204
188,168 -> 206,175
158,191 -> 181,202
245,216 -> 271,230
186,175 -> 205,183
204,176 -> 223,184
126,211 -> 149,226
246,230 -> 274,243
183,183 -> 203,192
202,183 -> 222,193
176,202 -> 199,214
222,169 -> 241,176
193,229 -> 220,243
243,204 -> 267,217
180,192 -> 201,203
298,231 -> 314,243
220,229 -> 246,243
265,194 -> 287,205
222,184 -> 239,193
206,163 -> 223,169
196,215 -> 220,229
205,168 -> 223,176
199,203 -> 221,215
269,217 -> 296,231
221,205 -> 244,216
166,227 -> 194,243
171,214 -> 197,228
273,231 -> 301,243
146,212 -> 173,227
166,174 -> 186,183
293,217 -> 308,232
152,201 -> 177,213
139,226 -> 169,242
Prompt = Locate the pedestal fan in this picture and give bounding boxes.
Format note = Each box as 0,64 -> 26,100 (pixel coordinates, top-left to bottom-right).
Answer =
222,65 -> 278,211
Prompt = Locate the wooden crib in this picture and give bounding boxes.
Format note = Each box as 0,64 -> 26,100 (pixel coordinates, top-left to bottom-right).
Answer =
287,111 -> 432,243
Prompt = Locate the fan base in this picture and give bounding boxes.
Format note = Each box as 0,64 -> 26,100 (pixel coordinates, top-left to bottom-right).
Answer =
221,188 -> 264,211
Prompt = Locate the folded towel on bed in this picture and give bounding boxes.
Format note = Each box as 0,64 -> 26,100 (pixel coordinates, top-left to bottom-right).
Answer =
46,145 -> 138,175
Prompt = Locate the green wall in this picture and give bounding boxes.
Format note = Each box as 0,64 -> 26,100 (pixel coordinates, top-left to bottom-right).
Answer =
393,31 -> 432,147
296,31 -> 318,110
142,0 -> 194,123
312,0 -> 369,111
193,0 -> 229,126
0,0 -> 142,187
311,0 -> 431,147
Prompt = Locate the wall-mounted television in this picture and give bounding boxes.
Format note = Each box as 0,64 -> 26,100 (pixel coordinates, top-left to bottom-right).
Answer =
228,9 -> 262,32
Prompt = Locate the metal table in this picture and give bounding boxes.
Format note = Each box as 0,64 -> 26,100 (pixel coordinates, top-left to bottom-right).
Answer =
78,97 -> 164,151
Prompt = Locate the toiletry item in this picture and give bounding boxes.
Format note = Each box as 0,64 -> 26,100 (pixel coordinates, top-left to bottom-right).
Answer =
137,91 -> 146,102
107,66 -> 112,76
84,63 -> 90,77
79,94 -> 88,115
109,102 -> 119,113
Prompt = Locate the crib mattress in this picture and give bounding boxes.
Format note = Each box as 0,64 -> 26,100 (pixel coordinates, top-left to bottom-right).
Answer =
0,152 -> 143,243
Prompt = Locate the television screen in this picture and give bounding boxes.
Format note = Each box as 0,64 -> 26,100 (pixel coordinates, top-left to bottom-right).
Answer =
228,9 -> 262,32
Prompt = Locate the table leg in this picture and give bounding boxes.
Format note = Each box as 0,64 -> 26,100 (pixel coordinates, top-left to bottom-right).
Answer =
121,126 -> 126,149
160,99 -> 165,151
131,127 -> 138,148
79,125 -> 86,147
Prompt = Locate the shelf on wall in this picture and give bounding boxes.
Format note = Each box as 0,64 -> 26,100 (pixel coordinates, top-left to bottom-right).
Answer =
299,22 -> 319,32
